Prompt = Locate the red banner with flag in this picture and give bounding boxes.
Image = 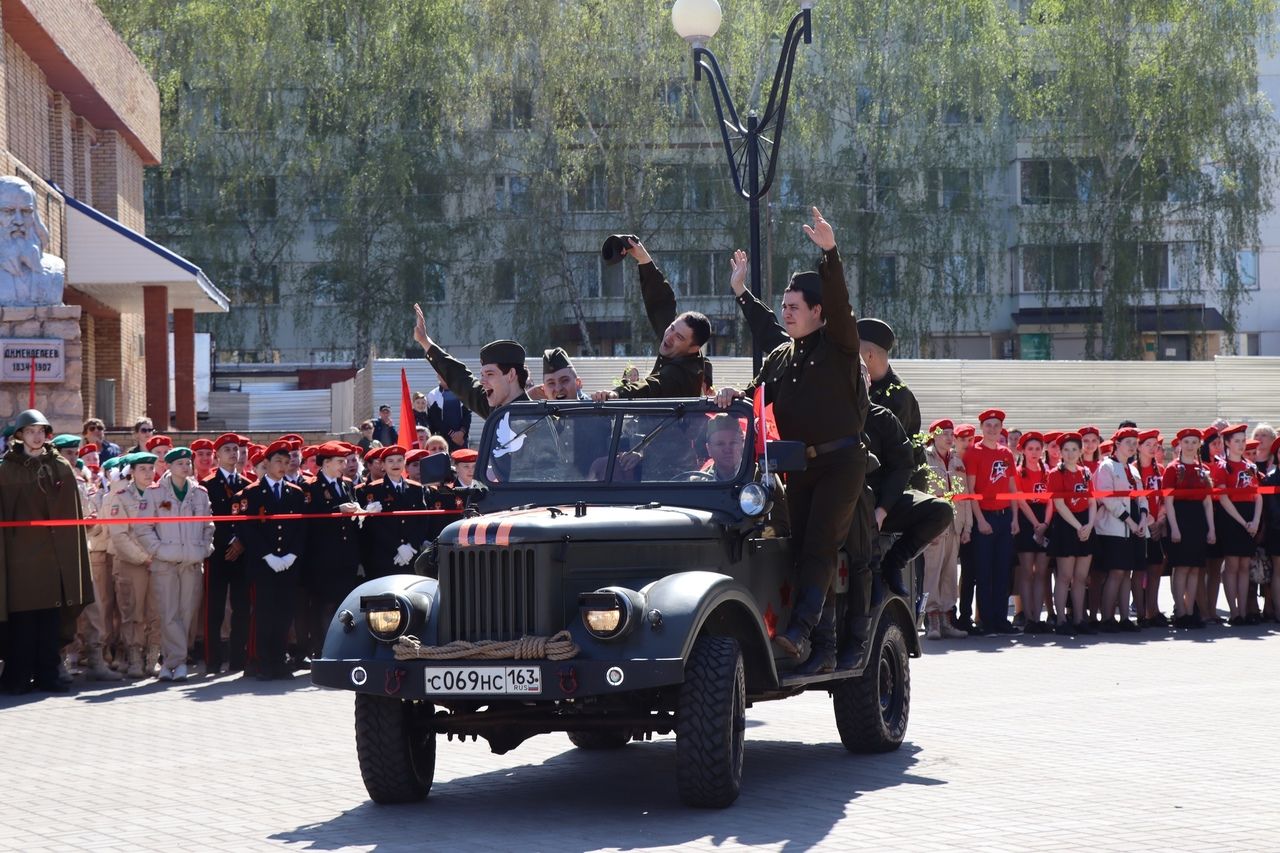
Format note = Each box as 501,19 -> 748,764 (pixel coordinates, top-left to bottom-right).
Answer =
753,386 -> 777,454
399,368 -> 417,449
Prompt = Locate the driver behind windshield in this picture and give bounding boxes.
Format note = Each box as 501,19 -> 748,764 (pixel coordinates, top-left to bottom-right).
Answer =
703,414 -> 745,481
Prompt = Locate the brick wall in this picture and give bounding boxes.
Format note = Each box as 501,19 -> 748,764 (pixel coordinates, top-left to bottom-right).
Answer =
115,136 -> 144,232
89,127 -> 119,219
79,309 -> 95,418
4,35 -> 48,178
47,90 -> 71,193
71,115 -> 94,205
93,312 -> 120,425
119,310 -> 147,425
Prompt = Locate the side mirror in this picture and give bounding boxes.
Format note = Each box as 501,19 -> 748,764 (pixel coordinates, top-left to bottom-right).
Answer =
759,440 -> 806,474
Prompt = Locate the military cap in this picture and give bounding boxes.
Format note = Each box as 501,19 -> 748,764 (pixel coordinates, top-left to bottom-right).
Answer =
856,318 -> 895,352
301,445 -> 319,460
1175,428 -> 1201,444
1138,429 -> 1160,444
263,439 -> 293,460
165,447 -> 193,464
1200,427 -> 1218,443
314,441 -> 349,461
954,424 -> 976,439
1017,431 -> 1044,451
1078,425 -> 1100,439
479,340 -> 525,366
405,448 -> 429,464
249,447 -> 266,467
451,448 -> 478,463
1043,431 -> 1063,446
102,456 -> 123,471
78,443 -> 99,457
1270,436 -> 1280,461
52,433 -> 82,449
705,414 -> 743,437
1058,431 -> 1083,449
1100,440 -> 1114,455
927,418 -> 954,435
381,444 -> 408,459
1246,439 -> 1260,452
213,433 -> 241,451
1220,423 -> 1248,440
977,408 -> 1005,425
786,270 -> 822,299
145,434 -> 173,451
191,438 -> 215,452
364,445 -> 385,462
126,452 -> 158,466
542,347 -> 574,376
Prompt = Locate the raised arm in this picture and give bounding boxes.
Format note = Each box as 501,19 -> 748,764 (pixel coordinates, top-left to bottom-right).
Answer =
730,249 -> 788,353
803,207 -> 858,354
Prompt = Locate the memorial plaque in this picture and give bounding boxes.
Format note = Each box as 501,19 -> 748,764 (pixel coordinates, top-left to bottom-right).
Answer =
1,338 -> 65,382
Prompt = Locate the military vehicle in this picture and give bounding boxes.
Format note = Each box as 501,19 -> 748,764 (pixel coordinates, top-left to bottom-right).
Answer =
312,399 -> 919,808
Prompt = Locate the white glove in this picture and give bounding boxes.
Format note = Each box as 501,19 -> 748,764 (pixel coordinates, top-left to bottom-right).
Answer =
264,554 -> 285,572
392,552 -> 408,567
364,501 -> 383,514
281,553 -> 297,569
338,501 -> 360,514
396,543 -> 416,565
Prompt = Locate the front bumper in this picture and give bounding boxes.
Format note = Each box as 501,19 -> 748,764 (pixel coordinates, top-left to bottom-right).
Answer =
311,656 -> 686,701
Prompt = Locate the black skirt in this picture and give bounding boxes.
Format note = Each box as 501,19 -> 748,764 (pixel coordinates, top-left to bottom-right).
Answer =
1093,534 -> 1137,573
1145,532 -> 1165,565
1015,516 -> 1048,554
1216,502 -> 1258,558
1166,500 -> 1209,567
1048,511 -> 1093,558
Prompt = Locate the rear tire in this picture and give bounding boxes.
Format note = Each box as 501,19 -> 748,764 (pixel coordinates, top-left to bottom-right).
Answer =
567,729 -> 633,749
675,636 -> 745,808
354,694 -> 437,803
832,620 -> 910,753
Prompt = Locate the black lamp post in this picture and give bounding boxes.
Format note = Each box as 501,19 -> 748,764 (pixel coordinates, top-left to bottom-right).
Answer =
672,0 -> 814,372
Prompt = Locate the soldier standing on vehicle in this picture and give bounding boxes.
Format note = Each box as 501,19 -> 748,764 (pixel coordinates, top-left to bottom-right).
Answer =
591,238 -> 709,401
414,306 -> 529,418
859,318 -> 926,490
716,207 -> 868,662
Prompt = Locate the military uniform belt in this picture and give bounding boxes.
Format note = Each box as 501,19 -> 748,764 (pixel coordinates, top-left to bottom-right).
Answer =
804,435 -> 861,459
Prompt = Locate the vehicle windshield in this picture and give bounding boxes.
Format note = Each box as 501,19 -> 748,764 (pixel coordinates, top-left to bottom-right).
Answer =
480,402 -> 753,486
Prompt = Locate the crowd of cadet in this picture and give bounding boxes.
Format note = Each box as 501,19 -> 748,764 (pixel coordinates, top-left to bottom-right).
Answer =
3,205 -> 1278,692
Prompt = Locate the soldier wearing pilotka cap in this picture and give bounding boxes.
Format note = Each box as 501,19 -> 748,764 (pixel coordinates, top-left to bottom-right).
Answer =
540,347 -> 590,401
414,302 -> 529,417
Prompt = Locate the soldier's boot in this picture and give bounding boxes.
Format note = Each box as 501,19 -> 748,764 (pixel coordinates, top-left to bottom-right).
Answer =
145,645 -> 162,678
925,612 -> 943,641
793,603 -> 838,675
835,571 -> 874,669
85,645 -> 124,682
941,613 -> 969,639
125,646 -> 145,679
879,558 -> 910,597
774,586 -> 826,660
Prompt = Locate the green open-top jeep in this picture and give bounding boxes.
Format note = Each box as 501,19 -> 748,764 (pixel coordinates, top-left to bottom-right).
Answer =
312,398 -> 919,808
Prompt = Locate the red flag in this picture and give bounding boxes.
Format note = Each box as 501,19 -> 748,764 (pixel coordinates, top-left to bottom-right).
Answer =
399,368 -> 417,449
753,386 -> 778,454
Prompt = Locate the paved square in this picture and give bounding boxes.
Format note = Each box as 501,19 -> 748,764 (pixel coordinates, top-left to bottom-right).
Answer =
3,625 -> 1278,853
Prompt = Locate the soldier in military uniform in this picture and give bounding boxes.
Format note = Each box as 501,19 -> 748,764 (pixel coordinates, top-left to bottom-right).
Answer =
202,433 -> 250,674
592,238 -> 709,400
716,207 -> 868,663
542,347 -> 612,478
414,303 -> 529,418
234,440 -> 307,680
540,347 -> 590,401
859,318 -> 926,490
360,445 -> 429,578
299,442 -> 363,661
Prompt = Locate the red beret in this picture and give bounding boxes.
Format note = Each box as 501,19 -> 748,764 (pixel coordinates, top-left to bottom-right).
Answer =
451,448 -> 479,463
1201,427 -> 1218,442
249,448 -> 266,467
364,446 -> 385,462
213,433 -> 241,451
405,448 -> 429,464
263,439 -> 293,460
145,434 -> 173,451
1271,436 -> 1280,460
339,442 -> 360,455
1078,425 -> 1100,439
78,443 -> 99,457
301,445 -> 319,459
1000,428 -> 1009,439
977,409 -> 1005,424
954,424 -> 976,439
381,445 -> 408,459
314,441 -> 349,461
1246,439 -> 1260,451
1099,441 -> 1114,455
1043,431 -> 1062,445
1221,423 -> 1248,439
1112,428 -> 1139,442
1175,428 -> 1202,444
278,433 -> 305,445
1058,431 -> 1083,448
928,419 -> 954,434
190,438 -> 215,452
1017,431 -> 1044,450
1137,429 -> 1160,443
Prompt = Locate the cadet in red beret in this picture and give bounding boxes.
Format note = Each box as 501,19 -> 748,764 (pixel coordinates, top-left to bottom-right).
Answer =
1043,431 -> 1063,468
1163,428 -> 1214,627
359,443 -> 428,580
1135,429 -> 1167,625
190,438 -> 216,480
966,407 -> 1019,634
1047,433 -> 1096,634
404,447 -> 429,482
1212,424 -> 1260,625
452,447 -> 479,487
297,441 -> 363,664
1013,432 -> 1052,632
1078,426 -> 1102,472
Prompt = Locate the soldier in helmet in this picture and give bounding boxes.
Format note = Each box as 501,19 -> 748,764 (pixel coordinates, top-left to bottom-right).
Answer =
0,410 -> 95,694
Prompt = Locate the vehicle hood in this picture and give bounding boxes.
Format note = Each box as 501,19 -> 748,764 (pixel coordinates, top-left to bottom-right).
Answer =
438,504 -> 726,547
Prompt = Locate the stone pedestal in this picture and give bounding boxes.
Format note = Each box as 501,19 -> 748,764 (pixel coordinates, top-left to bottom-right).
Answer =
0,305 -> 83,434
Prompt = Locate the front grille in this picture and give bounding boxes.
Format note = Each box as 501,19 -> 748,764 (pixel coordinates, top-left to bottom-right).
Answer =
441,547 -> 538,642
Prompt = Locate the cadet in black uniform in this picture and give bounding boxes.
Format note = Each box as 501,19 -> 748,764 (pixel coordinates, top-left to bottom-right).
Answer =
592,238 -> 709,400
360,445 -> 430,578
201,432 -> 250,673
234,440 -> 308,680
859,318 -> 927,490
717,207 -> 868,661
299,441 -> 363,659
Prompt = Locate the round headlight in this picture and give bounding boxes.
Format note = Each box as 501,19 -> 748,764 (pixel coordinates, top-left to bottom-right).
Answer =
738,482 -> 769,516
367,608 -> 404,636
361,591 -> 430,642
578,588 -> 642,640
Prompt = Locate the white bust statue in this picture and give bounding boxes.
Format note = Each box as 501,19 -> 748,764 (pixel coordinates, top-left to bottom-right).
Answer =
0,176 -> 65,306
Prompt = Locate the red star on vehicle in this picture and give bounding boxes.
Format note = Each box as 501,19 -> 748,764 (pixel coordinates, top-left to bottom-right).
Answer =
763,603 -> 777,639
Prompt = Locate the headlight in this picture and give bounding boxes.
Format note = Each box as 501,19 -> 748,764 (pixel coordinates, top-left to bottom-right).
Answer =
738,482 -> 770,516
360,592 -> 430,642
578,588 -> 642,640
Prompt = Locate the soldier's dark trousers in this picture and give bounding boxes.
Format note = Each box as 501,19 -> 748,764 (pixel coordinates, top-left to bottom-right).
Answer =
785,449 -> 865,630
0,608 -> 60,689
878,491 -> 955,577
958,539 -> 977,623
251,563 -> 297,675
973,508 -> 1014,631
205,555 -> 251,670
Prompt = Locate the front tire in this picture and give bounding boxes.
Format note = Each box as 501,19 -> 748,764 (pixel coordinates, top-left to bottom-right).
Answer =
354,694 -> 437,803
832,620 -> 910,753
676,636 -> 746,808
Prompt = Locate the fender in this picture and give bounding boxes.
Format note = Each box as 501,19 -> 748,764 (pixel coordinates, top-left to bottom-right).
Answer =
320,574 -> 440,661
872,594 -> 922,659
569,570 -> 779,691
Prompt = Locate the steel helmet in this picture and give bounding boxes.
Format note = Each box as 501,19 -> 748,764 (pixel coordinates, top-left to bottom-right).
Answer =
13,409 -> 53,435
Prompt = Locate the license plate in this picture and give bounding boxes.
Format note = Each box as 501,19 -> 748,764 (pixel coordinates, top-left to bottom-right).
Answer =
424,666 -> 542,695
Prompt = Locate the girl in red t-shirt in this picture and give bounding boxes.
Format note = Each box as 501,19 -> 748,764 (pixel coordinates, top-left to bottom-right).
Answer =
1163,429 -> 1215,627
1135,430 -> 1167,625
1213,425 -> 1262,625
1014,433 -> 1052,632
1079,426 -> 1102,473
1047,433 -> 1096,635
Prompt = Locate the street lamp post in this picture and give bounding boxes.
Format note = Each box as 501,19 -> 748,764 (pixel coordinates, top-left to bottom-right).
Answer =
672,0 -> 814,373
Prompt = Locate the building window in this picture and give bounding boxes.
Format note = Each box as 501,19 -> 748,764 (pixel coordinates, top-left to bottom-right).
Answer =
940,253 -> 987,293
491,87 -> 533,129
235,264 -> 280,305
1020,244 -> 1098,292
1020,158 -> 1100,205
302,263 -> 340,305
927,169 -> 972,212
493,175 -> 529,213
663,252 -> 720,297
872,255 -> 897,295
144,169 -> 185,219
409,170 -> 446,218
1222,250 -> 1259,290
401,260 -> 446,303
492,259 -> 535,301
1169,243 -> 1201,290
234,177 -> 277,220
566,166 -> 618,212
